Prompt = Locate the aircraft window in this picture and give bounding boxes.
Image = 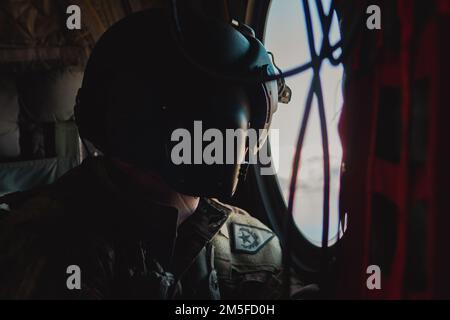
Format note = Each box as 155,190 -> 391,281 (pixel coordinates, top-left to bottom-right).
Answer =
265,0 -> 345,247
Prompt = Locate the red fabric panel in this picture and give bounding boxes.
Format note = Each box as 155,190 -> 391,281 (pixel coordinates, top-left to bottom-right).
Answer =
336,0 -> 450,299
433,1 -> 450,299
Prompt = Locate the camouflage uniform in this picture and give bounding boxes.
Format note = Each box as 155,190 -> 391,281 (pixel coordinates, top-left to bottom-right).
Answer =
0,157 -> 283,300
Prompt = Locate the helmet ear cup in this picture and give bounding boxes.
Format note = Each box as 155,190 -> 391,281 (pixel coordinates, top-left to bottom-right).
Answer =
75,63 -> 114,154
74,88 -> 100,149
74,86 -> 110,154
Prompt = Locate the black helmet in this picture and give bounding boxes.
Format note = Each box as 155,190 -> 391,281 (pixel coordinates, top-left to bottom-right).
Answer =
75,7 -> 279,200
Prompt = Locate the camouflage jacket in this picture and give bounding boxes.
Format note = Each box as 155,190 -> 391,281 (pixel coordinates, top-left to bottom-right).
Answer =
0,157 -> 283,300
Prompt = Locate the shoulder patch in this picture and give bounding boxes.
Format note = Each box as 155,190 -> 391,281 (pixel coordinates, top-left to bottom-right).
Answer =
231,223 -> 275,255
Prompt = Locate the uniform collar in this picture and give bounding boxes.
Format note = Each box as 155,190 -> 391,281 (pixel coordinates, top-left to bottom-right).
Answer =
172,198 -> 232,279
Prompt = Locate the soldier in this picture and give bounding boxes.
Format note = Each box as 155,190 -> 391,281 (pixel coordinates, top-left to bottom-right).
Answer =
0,7 -> 311,300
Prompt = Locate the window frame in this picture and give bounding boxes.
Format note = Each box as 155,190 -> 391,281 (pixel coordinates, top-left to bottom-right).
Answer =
246,0 -> 344,278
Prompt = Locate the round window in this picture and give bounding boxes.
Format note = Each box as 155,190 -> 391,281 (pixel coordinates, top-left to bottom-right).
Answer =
265,0 -> 345,247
